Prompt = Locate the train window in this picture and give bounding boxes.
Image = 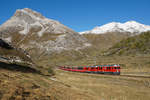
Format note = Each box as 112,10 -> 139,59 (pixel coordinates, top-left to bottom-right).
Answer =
95,67 -> 97,69
78,67 -> 83,70
91,67 -> 95,70
84,67 -> 87,70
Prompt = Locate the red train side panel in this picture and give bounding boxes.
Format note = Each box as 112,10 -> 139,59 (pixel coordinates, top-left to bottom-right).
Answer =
59,64 -> 120,75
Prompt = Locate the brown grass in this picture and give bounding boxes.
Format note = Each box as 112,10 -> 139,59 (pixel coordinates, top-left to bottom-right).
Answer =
0,67 -> 94,100
55,69 -> 150,100
35,53 -> 150,100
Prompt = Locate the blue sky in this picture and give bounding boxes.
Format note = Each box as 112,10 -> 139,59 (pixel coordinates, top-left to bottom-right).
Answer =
0,0 -> 150,32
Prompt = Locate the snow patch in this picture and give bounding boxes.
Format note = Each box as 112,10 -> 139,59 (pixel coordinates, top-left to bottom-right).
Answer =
19,21 -> 30,35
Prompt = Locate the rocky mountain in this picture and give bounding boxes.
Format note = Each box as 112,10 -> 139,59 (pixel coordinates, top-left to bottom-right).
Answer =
80,21 -> 150,35
0,8 -> 90,58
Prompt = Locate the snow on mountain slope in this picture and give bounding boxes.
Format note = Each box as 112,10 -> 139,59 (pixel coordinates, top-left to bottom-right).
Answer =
80,21 -> 150,34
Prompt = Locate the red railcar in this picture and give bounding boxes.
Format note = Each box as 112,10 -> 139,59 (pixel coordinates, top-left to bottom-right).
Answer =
59,64 -> 120,75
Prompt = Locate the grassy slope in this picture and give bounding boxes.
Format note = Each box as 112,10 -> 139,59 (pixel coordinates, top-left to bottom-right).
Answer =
0,64 -> 94,100
36,32 -> 150,72
32,32 -> 150,100
36,33 -> 129,66
106,31 -> 150,55
1,32 -> 150,100
56,69 -> 150,100
0,38 -> 94,100
83,32 -> 129,51
50,32 -> 150,100
1,55 -> 150,100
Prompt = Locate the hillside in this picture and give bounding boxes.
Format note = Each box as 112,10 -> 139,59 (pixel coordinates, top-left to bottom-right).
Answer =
83,32 -> 129,50
0,8 -> 90,60
0,65 -> 94,100
0,39 -> 94,100
37,32 -> 129,67
105,31 -> 150,55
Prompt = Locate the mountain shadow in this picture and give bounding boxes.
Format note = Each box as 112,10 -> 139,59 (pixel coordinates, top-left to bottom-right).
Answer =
0,61 -> 41,74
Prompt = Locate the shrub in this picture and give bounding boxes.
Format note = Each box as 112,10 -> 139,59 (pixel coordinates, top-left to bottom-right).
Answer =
47,67 -> 55,75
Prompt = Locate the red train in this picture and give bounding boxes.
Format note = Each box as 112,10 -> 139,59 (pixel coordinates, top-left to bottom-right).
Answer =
59,64 -> 120,75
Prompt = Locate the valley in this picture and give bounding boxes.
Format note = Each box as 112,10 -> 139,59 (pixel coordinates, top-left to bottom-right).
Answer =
0,8 -> 150,100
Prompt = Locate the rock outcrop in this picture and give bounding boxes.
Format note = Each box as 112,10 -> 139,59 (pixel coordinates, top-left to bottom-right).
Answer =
0,38 -> 34,67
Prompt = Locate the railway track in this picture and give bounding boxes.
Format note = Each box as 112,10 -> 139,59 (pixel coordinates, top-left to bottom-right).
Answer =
119,75 -> 150,79
98,73 -> 150,79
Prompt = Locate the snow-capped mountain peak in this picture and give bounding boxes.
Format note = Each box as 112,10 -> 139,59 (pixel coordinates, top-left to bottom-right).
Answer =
80,21 -> 150,34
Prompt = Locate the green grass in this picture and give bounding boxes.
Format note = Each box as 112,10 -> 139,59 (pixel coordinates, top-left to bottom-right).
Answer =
106,31 -> 150,55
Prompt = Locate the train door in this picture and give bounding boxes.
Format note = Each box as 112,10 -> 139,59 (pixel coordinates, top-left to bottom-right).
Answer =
83,67 -> 87,72
99,67 -> 101,71
102,66 -> 106,73
88,67 -> 91,73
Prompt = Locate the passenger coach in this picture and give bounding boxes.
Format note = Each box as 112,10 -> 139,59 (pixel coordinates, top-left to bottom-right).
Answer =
59,64 -> 120,75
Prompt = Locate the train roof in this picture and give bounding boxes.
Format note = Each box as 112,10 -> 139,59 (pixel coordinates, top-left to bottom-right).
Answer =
85,64 -> 120,67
